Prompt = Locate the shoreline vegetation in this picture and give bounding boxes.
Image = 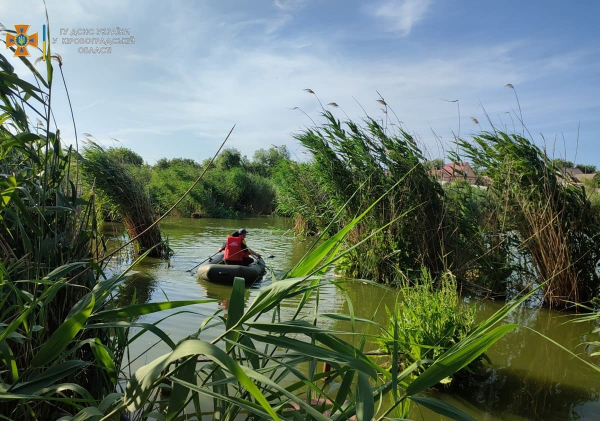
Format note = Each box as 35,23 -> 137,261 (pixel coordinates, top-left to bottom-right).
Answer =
82,106 -> 600,309
1,22 -> 600,421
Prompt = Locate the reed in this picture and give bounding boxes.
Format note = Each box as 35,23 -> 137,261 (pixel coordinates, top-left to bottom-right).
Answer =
455,132 -> 600,307
0,39 -> 119,416
276,111 -> 449,284
81,143 -> 168,258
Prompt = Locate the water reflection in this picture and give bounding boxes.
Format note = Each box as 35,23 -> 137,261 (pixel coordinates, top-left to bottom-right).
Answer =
117,271 -> 157,307
413,302 -> 600,420
196,278 -> 251,312
441,364 -> 600,420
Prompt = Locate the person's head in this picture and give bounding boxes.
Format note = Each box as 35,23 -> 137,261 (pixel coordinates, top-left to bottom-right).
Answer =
231,231 -> 240,237
237,228 -> 248,238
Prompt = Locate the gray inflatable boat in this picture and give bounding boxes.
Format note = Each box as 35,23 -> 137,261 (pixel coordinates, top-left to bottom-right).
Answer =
197,252 -> 266,284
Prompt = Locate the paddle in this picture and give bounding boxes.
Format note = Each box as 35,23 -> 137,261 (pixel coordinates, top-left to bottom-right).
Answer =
185,251 -> 221,273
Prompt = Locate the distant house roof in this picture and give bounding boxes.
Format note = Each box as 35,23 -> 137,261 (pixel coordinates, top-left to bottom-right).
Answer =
429,161 -> 483,185
442,162 -> 472,174
576,173 -> 596,180
562,167 -> 583,177
557,167 -> 597,185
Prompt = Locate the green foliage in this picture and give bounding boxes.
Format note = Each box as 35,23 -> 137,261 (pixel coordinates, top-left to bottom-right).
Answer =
378,270 -> 477,374
3,28 -> 598,421
551,158 -> 574,169
273,111 -> 448,283
81,143 -> 166,257
576,164 -> 596,174
272,159 -> 330,232
442,180 -> 517,294
250,145 -> 291,177
147,155 -> 277,218
424,158 -> 444,171
215,147 -> 244,171
80,145 -> 287,220
455,132 -> 600,307
0,47 -> 121,417
105,147 -> 144,166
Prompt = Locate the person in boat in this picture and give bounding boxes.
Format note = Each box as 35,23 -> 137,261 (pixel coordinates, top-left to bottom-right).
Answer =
217,228 -> 261,266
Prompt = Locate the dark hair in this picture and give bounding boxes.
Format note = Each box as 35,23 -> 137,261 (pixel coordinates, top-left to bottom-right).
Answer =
231,231 -> 240,237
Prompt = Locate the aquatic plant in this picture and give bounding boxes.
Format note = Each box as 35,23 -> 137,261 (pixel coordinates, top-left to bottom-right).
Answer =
377,269 -> 477,373
455,132 -> 600,307
276,110 -> 448,284
81,142 -> 168,258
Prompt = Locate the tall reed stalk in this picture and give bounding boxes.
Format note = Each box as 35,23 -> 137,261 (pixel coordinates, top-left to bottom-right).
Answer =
81,142 -> 168,258
455,132 -> 600,307
278,111 -> 449,284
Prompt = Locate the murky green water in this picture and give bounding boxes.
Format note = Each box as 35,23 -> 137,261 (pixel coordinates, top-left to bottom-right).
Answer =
104,217 -> 600,420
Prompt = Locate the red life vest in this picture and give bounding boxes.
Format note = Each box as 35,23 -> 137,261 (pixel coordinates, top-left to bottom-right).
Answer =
224,236 -> 249,261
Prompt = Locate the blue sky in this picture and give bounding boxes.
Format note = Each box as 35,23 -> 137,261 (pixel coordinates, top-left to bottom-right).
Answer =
1,0 -> 599,165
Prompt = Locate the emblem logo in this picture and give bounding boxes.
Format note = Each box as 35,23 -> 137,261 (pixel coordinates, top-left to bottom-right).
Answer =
5,25 -> 38,57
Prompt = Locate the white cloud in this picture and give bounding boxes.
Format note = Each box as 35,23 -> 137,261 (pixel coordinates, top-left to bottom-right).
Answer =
111,38 -> 583,162
274,0 -> 308,11
2,0 -> 596,165
371,0 -> 433,35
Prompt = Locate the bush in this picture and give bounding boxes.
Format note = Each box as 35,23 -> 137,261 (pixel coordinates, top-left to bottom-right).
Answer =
377,269 -> 477,376
147,155 -> 278,218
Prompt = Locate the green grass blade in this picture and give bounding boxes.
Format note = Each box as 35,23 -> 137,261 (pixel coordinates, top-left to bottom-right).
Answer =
241,331 -> 377,378
31,293 -> 95,367
225,277 -> 246,352
406,324 -> 519,396
124,339 -> 279,420
212,366 -> 228,421
170,377 -> 272,419
238,277 -> 310,324
90,299 -> 215,319
409,396 -> 476,421
166,358 -> 197,421
0,341 -> 19,382
71,406 -> 105,420
90,338 -> 117,383
11,361 -> 89,394
356,371 -> 374,421
85,321 -> 177,350
522,326 -> 600,373
245,320 -> 340,335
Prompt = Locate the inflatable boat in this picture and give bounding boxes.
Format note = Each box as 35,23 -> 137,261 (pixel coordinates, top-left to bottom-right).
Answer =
196,252 -> 266,284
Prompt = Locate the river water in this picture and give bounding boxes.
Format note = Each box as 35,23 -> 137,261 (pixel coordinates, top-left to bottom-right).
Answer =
104,217 -> 600,420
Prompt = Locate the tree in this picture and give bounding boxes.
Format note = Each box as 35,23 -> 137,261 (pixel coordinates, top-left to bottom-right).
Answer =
424,158 -> 444,171
155,158 -> 169,169
216,148 -> 244,171
551,158 -> 574,169
576,164 -> 597,174
153,157 -> 200,170
170,158 -> 201,169
251,145 -> 291,177
106,147 -> 144,166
